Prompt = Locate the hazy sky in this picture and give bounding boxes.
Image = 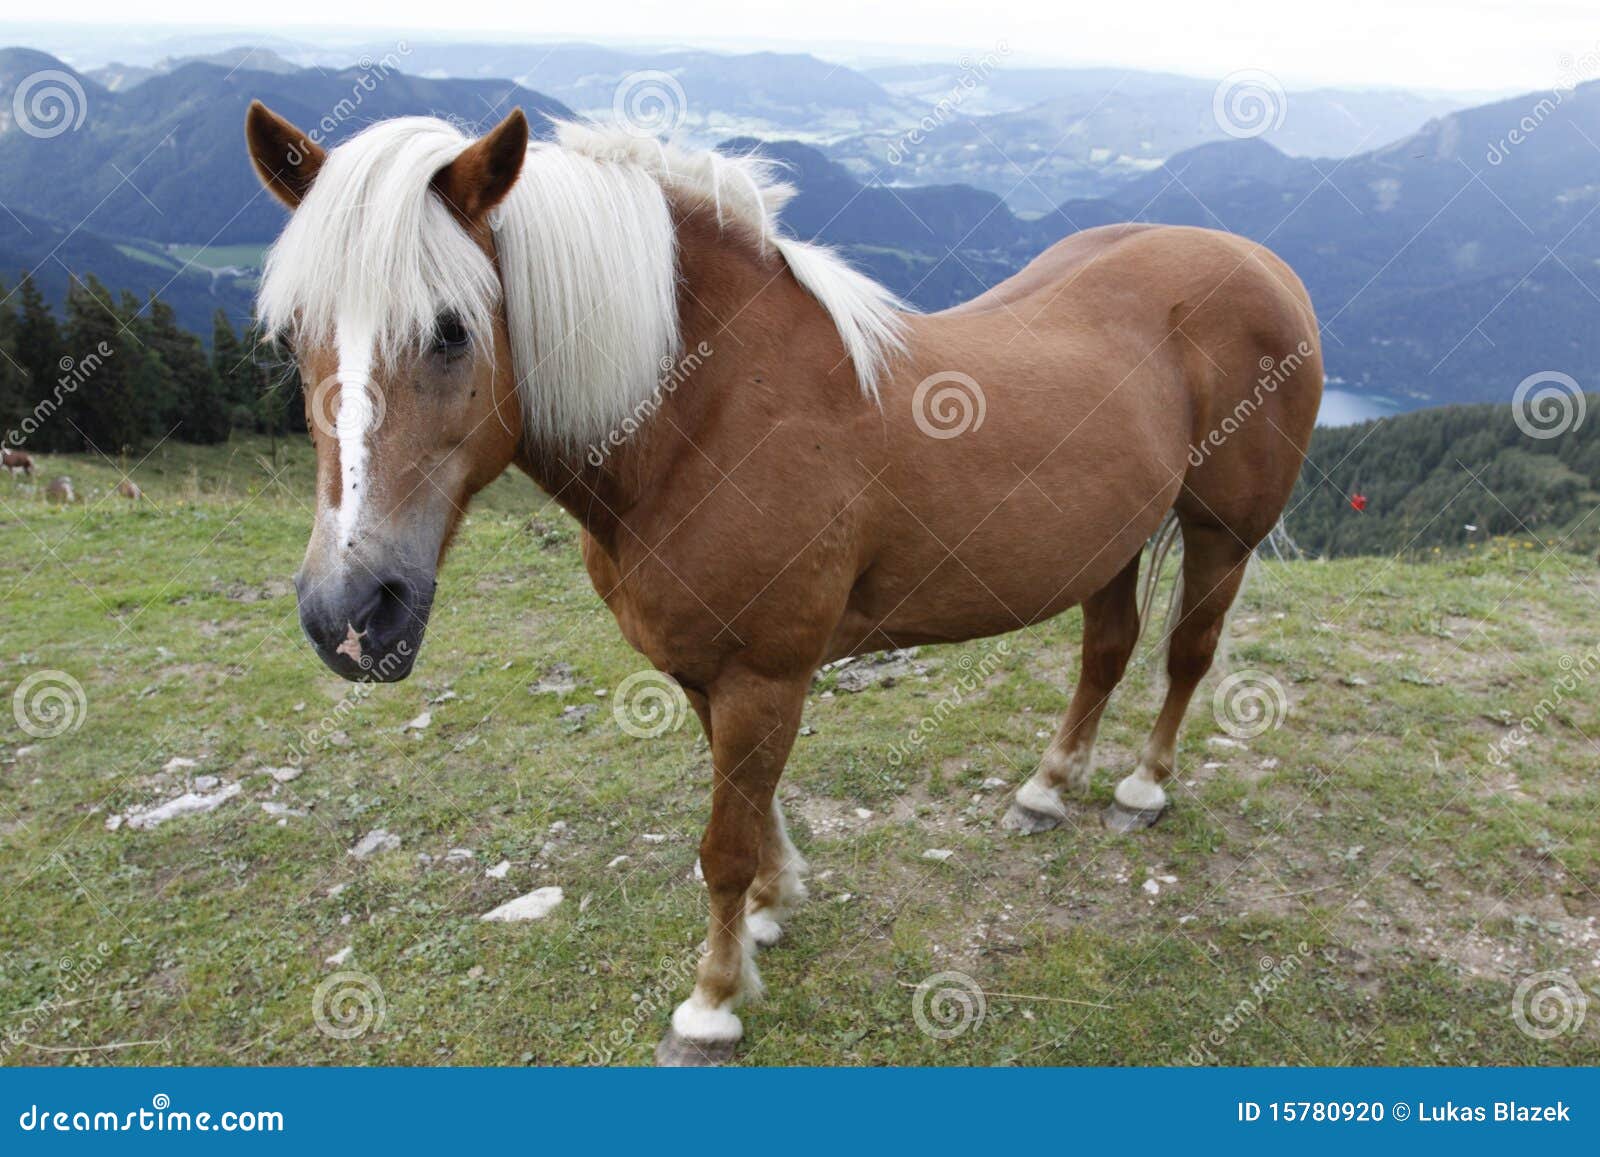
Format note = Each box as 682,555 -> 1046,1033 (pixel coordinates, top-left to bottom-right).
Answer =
8,1 -> 1596,93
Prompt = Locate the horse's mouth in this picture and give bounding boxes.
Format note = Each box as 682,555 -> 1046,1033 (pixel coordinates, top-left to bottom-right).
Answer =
296,570 -> 434,683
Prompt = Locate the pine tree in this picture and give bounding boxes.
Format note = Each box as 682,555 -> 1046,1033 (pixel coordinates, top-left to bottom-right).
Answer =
58,277 -> 144,453
145,295 -> 225,443
13,272 -> 66,450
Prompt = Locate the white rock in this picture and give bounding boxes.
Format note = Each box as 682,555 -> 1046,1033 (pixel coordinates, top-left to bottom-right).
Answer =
266,766 -> 301,783
349,828 -> 401,858
980,777 -> 1009,791
261,801 -> 305,818
104,814 -> 123,832
445,848 -> 475,862
485,859 -> 511,879
854,808 -> 874,819
162,756 -> 199,774
923,848 -> 955,862
194,774 -> 220,790
1207,736 -> 1242,749
402,710 -> 432,732
1259,758 -> 1280,770
607,855 -> 630,869
126,783 -> 241,830
325,946 -> 353,966
481,886 -> 564,923
640,833 -> 666,844
1142,878 -> 1161,896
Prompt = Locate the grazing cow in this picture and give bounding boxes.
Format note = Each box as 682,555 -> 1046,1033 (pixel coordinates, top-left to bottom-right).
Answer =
2,448 -> 34,478
117,479 -> 143,500
44,477 -> 75,505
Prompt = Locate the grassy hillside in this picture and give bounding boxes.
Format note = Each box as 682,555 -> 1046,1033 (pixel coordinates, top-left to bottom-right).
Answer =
2,440 -> 1597,1065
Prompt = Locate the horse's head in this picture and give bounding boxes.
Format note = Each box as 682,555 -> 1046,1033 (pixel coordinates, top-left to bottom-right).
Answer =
246,103 -> 529,681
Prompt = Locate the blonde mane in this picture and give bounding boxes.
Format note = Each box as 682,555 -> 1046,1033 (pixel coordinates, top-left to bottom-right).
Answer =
257,116 -> 907,449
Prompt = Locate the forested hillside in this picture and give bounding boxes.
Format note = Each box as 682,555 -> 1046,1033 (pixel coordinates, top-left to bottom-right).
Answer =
1288,401 -> 1600,557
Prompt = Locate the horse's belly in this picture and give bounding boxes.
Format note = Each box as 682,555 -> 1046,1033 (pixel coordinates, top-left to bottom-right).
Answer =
832,482 -> 1172,658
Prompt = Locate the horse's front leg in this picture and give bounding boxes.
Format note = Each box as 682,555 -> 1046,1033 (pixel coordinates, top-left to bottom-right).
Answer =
656,665 -> 807,1066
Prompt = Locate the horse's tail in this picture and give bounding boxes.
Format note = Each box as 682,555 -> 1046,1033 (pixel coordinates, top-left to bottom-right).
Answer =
1135,511 -> 1183,651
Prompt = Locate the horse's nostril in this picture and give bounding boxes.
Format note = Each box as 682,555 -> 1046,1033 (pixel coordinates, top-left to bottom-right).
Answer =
362,577 -> 417,642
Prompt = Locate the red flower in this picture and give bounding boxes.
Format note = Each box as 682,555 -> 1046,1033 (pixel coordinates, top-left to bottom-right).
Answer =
1349,493 -> 1368,512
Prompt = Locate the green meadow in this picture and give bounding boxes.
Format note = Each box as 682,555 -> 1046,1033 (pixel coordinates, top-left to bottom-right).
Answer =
1,440 -> 1597,1065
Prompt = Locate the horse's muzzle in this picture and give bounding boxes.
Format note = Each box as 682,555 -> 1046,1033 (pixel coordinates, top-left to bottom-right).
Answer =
295,567 -> 435,682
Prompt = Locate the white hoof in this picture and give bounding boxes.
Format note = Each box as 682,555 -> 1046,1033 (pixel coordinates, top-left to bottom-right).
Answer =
1114,766 -> 1169,811
670,995 -> 743,1044
746,908 -> 783,947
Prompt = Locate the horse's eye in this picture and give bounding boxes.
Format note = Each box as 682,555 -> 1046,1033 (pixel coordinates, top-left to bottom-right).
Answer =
433,314 -> 469,357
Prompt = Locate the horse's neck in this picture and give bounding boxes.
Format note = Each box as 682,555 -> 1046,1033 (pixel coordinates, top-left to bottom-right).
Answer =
514,208 -> 782,543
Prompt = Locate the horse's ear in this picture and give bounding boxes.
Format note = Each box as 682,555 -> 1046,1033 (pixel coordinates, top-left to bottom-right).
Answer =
245,101 -> 325,208
431,109 -> 529,225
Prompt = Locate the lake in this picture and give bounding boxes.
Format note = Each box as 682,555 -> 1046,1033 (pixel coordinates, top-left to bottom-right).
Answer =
1317,389 -> 1401,426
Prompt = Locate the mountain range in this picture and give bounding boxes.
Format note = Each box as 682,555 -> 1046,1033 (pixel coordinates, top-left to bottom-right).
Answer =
0,44 -> 1590,411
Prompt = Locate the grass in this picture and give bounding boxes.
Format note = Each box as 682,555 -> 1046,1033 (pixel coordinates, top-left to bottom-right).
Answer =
1,438 -> 1598,1066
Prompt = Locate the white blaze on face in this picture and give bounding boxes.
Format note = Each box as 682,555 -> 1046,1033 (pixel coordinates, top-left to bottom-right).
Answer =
334,323 -> 376,549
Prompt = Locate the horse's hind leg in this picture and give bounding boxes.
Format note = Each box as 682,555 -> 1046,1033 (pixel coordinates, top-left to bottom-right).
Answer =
1002,553 -> 1141,834
745,798 -> 808,946
1105,519 -> 1252,832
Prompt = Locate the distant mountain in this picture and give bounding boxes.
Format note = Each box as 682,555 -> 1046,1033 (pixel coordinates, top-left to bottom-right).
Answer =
833,69 -> 1468,210
1050,82 -> 1600,405
87,47 -> 300,92
739,79 -> 1600,409
390,42 -> 918,143
0,48 -> 571,247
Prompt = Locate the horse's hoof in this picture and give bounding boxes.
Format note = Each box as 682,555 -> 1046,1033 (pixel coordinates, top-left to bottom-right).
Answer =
1102,801 -> 1167,833
1001,800 -> 1065,835
654,1029 -> 738,1067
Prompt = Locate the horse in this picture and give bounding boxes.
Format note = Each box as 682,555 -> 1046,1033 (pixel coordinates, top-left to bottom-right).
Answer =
244,102 -> 1323,1065
2,448 -> 33,478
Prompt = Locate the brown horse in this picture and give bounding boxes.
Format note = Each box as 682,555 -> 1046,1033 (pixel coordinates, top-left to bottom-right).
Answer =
245,102 -> 1322,1064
